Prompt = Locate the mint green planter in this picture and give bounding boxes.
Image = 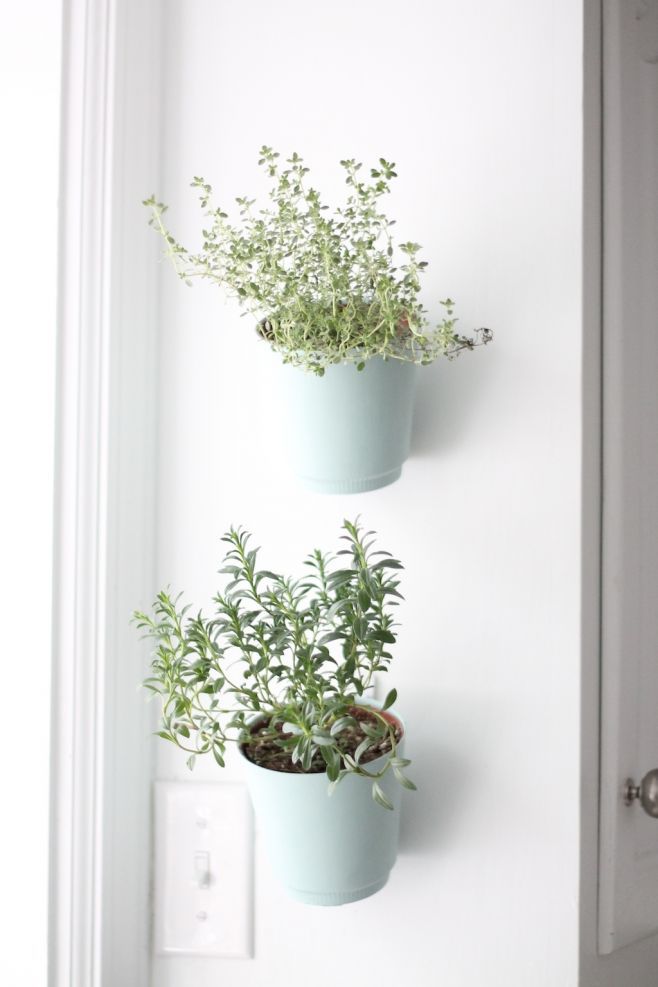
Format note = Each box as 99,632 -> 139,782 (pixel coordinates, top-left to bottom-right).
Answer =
279,358 -> 417,494
241,712 -> 405,906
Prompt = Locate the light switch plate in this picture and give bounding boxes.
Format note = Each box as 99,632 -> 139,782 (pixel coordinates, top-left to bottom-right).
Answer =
153,782 -> 253,957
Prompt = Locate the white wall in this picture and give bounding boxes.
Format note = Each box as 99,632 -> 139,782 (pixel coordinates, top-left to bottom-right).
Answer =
0,4 -> 61,986
151,2 -> 584,985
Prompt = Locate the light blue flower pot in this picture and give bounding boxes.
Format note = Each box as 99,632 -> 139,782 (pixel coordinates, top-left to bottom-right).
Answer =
240,711 -> 405,906
279,358 -> 417,494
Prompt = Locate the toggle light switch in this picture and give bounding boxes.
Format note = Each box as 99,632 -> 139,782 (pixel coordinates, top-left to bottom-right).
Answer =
154,782 -> 253,957
194,850 -> 211,889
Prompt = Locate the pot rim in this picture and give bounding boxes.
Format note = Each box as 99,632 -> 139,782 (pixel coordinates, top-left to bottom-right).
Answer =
258,331 -> 422,370
238,699 -> 405,776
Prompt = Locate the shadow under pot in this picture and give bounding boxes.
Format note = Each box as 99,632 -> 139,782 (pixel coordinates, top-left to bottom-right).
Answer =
240,706 -> 405,905
277,357 -> 417,494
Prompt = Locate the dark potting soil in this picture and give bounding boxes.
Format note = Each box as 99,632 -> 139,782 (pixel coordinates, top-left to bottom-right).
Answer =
241,705 -> 403,774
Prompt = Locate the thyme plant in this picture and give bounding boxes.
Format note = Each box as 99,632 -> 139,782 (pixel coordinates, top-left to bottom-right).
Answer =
135,519 -> 415,809
144,147 -> 492,374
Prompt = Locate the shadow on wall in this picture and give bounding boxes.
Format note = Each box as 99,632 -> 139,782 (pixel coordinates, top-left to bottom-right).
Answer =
397,739 -> 476,856
410,349 -> 497,458
397,689 -> 510,857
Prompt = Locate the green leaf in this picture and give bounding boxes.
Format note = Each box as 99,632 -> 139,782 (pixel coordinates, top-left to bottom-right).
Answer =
360,722 -> 383,739
321,745 -> 340,781
318,630 -> 346,646
392,766 -> 417,790
311,730 -> 334,746
372,781 -> 394,810
327,774 -> 345,797
138,517 -> 418,785
370,559 -> 404,571
301,742 -> 314,771
330,716 -> 356,736
355,737 -> 371,763
325,598 -> 352,620
326,761 -> 340,782
382,688 -> 397,711
368,629 -> 396,644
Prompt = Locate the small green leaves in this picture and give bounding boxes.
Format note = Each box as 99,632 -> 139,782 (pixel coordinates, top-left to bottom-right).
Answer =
143,149 -> 492,373
330,715 -> 356,736
311,730 -> 334,746
382,688 -> 397,712
370,558 -> 404,571
320,745 -> 341,782
369,629 -> 396,644
136,517 -> 414,808
354,737 -> 372,763
327,773 -> 345,797
359,721 -> 383,740
372,782 -> 394,811
392,767 -> 417,791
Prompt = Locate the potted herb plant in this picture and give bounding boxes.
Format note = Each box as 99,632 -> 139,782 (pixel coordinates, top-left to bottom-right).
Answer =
144,148 -> 492,493
135,518 -> 415,905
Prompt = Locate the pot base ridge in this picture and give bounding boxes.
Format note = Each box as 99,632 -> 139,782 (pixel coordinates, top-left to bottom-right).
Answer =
285,874 -> 390,907
298,466 -> 402,495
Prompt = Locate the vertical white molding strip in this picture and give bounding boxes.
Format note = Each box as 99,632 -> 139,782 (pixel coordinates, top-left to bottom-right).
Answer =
579,0 -> 604,972
100,1 -> 161,983
598,0 -> 658,955
50,1 -> 115,984
50,1 -> 160,985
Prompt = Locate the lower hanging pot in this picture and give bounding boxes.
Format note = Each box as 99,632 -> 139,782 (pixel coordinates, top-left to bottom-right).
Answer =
240,708 -> 405,906
278,357 -> 417,494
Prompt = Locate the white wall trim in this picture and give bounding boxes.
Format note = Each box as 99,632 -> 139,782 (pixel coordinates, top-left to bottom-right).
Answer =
49,1 -> 161,984
597,0 -> 658,956
578,0 -> 604,979
50,2 -> 116,983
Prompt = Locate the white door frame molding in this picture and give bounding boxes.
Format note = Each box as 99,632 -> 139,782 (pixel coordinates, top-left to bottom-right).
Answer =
597,0 -> 658,957
580,3 -> 658,981
49,2 -> 161,984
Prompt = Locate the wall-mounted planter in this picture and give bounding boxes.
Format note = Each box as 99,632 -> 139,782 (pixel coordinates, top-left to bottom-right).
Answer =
279,357 -> 417,494
241,708 -> 405,906
146,152 -> 491,492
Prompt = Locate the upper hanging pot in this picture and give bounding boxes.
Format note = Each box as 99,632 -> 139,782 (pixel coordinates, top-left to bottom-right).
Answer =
144,147 -> 492,492
279,356 -> 417,493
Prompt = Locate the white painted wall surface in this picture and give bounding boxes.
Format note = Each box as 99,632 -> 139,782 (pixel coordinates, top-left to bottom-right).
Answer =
0,4 -> 61,986
150,2 -> 584,985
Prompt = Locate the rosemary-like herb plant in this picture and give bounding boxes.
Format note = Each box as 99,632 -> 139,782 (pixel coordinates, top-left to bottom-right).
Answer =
135,519 -> 415,809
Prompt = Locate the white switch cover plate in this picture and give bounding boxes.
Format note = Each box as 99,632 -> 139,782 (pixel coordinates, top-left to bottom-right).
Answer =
154,782 -> 253,957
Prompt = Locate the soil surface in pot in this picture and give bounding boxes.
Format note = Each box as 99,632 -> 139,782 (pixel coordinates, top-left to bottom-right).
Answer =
242,706 -> 403,774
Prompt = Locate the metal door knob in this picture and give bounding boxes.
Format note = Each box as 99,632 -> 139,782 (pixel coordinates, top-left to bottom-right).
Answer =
624,770 -> 658,818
